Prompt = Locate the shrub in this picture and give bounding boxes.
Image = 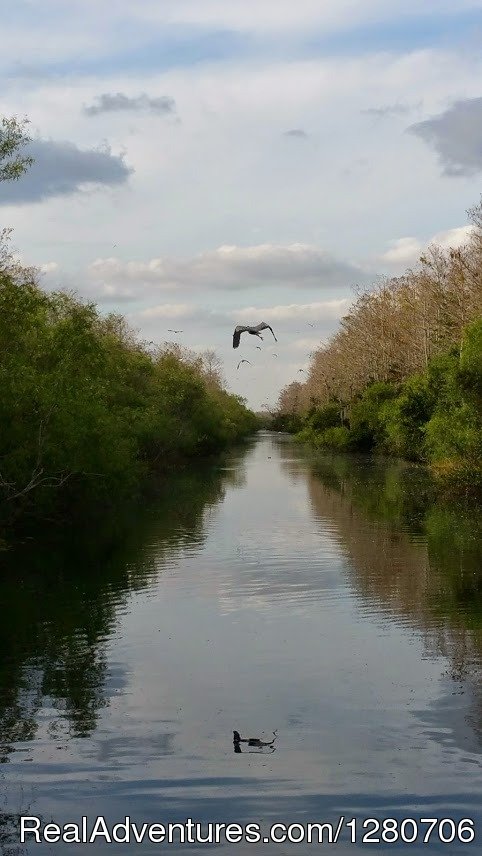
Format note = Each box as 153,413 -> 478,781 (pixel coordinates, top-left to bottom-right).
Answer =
0,271 -> 257,525
380,374 -> 435,460
349,382 -> 398,450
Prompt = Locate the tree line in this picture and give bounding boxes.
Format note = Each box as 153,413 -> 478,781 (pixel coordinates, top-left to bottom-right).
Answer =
0,116 -> 258,534
275,201 -> 482,496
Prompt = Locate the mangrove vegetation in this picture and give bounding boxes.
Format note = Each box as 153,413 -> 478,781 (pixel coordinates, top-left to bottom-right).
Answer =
0,114 -> 257,539
0,265 -> 257,532
275,200 -> 482,496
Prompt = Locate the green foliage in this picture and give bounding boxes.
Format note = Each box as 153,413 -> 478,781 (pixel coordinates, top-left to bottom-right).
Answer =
422,322 -> 482,496
0,272 -> 257,527
459,317 -> 482,405
349,382 -> 398,450
380,373 -> 435,460
271,412 -> 303,432
317,426 -> 351,450
0,116 -> 33,182
294,320 -> 482,496
307,402 -> 342,432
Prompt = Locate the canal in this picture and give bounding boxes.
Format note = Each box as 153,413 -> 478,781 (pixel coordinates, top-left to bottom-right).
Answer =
1,431 -> 481,853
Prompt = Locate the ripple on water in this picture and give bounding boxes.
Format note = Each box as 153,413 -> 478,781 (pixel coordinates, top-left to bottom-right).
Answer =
2,435 -> 481,854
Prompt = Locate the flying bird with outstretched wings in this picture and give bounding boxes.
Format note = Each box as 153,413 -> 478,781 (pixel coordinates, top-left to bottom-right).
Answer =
167,329 -> 183,333
232,321 -> 277,349
237,359 -> 252,370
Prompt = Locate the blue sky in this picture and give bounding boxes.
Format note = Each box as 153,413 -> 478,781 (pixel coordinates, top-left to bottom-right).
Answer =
2,0 -> 482,408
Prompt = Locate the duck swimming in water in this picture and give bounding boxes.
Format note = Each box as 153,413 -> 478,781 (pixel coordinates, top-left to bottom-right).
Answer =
233,729 -> 278,747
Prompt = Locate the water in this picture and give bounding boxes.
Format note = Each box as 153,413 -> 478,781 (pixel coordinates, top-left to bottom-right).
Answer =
1,432 -> 481,853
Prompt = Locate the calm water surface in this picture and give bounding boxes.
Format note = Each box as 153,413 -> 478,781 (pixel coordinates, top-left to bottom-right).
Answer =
1,432 -> 482,853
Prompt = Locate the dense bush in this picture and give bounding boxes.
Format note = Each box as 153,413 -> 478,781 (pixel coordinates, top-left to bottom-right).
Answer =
276,196 -> 482,493
0,270 -> 258,526
288,318 -> 481,496
380,373 -> 435,460
349,382 -> 398,450
424,319 -> 482,494
308,402 -> 342,433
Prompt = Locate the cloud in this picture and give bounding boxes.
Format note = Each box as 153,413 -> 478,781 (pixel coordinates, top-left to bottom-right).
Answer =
408,97 -> 482,176
232,298 -> 351,322
361,101 -> 421,118
129,0 -> 482,36
85,244 -> 367,302
137,303 -> 194,319
39,261 -> 59,275
379,224 -> 474,268
83,92 -> 176,117
284,128 -> 308,138
287,337 -> 322,351
0,139 -> 133,205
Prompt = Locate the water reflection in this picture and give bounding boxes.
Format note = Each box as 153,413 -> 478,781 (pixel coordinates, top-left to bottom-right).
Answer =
1,433 -> 482,854
276,439 -> 482,750
0,455 -> 246,763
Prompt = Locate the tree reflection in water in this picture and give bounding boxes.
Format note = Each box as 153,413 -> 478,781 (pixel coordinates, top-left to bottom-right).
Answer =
0,453 -> 246,763
277,442 -> 482,744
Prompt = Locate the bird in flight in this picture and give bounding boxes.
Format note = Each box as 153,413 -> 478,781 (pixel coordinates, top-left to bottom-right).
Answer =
255,345 -> 262,350
232,321 -> 277,349
272,353 -> 278,357
168,329 -> 183,333
298,368 -> 306,373
307,322 -> 315,328
237,359 -> 251,369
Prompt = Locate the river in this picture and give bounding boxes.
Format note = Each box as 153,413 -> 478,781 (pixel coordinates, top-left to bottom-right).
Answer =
1,431 -> 481,853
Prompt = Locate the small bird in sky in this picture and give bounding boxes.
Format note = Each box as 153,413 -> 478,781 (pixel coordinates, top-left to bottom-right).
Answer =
232,321 -> 277,349
168,329 -> 183,333
307,322 -> 315,328
272,353 -> 278,357
256,345 -> 262,350
298,368 -> 306,373
237,359 -> 251,369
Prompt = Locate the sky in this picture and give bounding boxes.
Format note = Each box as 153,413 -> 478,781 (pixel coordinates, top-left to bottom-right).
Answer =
2,0 -> 482,410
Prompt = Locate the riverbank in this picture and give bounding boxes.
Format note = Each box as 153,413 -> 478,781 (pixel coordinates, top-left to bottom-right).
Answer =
273,200 -> 482,500
0,268 -> 258,537
274,318 -> 481,499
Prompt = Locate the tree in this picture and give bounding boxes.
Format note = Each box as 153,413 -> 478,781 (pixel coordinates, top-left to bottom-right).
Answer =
0,116 -> 34,182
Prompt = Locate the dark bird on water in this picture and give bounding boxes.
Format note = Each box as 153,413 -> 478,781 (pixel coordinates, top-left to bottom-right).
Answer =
237,359 -> 251,370
233,730 -> 278,747
232,322 -> 277,349
168,329 -> 183,333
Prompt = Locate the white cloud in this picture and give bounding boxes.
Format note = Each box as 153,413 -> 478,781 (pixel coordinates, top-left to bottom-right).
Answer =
288,337 -> 322,351
133,0 -> 482,34
137,303 -> 195,319
85,245 -> 366,302
379,224 -> 474,269
233,298 -> 351,322
39,261 -> 59,274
